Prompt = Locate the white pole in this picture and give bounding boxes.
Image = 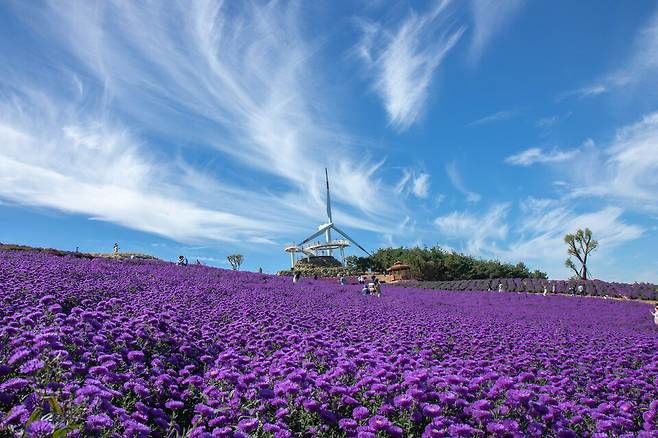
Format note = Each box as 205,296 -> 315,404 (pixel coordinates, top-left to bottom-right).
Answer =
326,227 -> 333,256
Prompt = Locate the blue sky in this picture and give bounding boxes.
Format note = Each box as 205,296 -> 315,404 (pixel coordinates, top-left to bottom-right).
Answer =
1,0 -> 657,281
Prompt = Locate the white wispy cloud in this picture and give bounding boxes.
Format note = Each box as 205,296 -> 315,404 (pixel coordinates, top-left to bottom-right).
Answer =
505,147 -> 578,166
502,200 -> 644,279
0,1 -> 406,247
395,168 -> 430,198
557,84 -> 608,101
469,109 -> 518,126
508,112 -> 658,213
434,204 -> 509,254
355,1 -> 465,130
395,168 -> 431,198
469,0 -> 524,63
445,161 -> 481,202
568,112 -> 658,212
434,198 -> 644,280
412,173 -> 431,198
536,115 -> 560,129
559,7 -> 658,100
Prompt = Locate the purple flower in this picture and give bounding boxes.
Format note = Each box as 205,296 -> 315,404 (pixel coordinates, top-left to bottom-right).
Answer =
238,418 -> 259,433
126,350 -> 145,362
26,420 -> 54,437
86,413 -> 113,430
393,394 -> 413,408
338,418 -> 358,431
1,405 -> 30,426
422,404 -> 442,417
165,400 -> 184,410
353,406 -> 369,420
19,359 -> 44,375
8,348 -> 32,366
303,399 -> 320,412
368,415 -> 390,431
448,423 -> 480,437
0,377 -> 30,391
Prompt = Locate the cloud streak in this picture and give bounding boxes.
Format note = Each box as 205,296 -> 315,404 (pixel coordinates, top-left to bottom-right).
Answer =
356,1 -> 465,130
469,109 -> 518,126
505,147 -> 577,166
469,0 -> 524,63
559,7 -> 658,100
446,161 -> 481,202
395,168 -> 431,198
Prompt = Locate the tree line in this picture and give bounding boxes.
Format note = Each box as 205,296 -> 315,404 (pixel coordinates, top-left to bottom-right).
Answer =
344,246 -> 547,281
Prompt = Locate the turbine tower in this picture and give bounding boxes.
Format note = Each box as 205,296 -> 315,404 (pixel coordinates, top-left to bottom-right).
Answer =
284,168 -> 371,268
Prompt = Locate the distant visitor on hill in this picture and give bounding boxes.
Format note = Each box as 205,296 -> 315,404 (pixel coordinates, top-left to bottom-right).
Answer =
374,277 -> 382,297
498,282 -> 504,292
292,272 -> 300,284
177,255 -> 188,266
113,242 -> 119,254
652,304 -> 658,326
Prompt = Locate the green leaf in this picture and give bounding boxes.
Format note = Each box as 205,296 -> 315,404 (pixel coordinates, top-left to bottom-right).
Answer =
45,395 -> 63,416
52,428 -> 69,438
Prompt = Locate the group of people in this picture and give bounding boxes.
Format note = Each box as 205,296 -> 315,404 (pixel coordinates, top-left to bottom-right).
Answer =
290,272 -> 383,297
359,275 -> 381,297
177,256 -> 203,266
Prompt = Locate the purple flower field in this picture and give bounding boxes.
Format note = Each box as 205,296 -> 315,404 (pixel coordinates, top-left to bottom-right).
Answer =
1,250 -> 657,437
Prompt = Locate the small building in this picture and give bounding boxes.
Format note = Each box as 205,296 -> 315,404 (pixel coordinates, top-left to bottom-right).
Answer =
387,261 -> 412,282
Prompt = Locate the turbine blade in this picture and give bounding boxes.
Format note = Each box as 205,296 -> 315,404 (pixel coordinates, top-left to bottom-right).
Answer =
298,224 -> 331,246
325,168 -> 332,223
332,226 -> 371,256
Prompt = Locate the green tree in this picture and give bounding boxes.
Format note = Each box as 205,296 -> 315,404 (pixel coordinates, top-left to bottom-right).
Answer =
564,228 -> 598,280
344,255 -> 371,272
351,245 -> 547,281
227,254 -> 244,271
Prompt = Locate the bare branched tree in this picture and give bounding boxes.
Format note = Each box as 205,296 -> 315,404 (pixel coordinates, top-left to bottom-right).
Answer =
564,228 -> 598,280
227,254 -> 244,271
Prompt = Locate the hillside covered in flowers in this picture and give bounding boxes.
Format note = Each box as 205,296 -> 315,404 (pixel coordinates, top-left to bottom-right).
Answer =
1,250 -> 657,437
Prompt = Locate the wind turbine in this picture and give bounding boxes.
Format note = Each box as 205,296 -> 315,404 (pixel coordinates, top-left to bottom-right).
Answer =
284,168 -> 371,267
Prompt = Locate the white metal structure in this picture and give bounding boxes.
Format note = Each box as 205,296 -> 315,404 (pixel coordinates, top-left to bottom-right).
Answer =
284,168 -> 371,268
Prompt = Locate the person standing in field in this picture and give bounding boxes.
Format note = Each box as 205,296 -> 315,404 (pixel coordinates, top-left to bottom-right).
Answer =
366,279 -> 375,296
577,284 -> 584,295
292,272 -> 299,284
498,282 -> 504,292
651,304 -> 658,326
552,284 -> 556,294
374,277 -> 381,297
543,285 -> 548,296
